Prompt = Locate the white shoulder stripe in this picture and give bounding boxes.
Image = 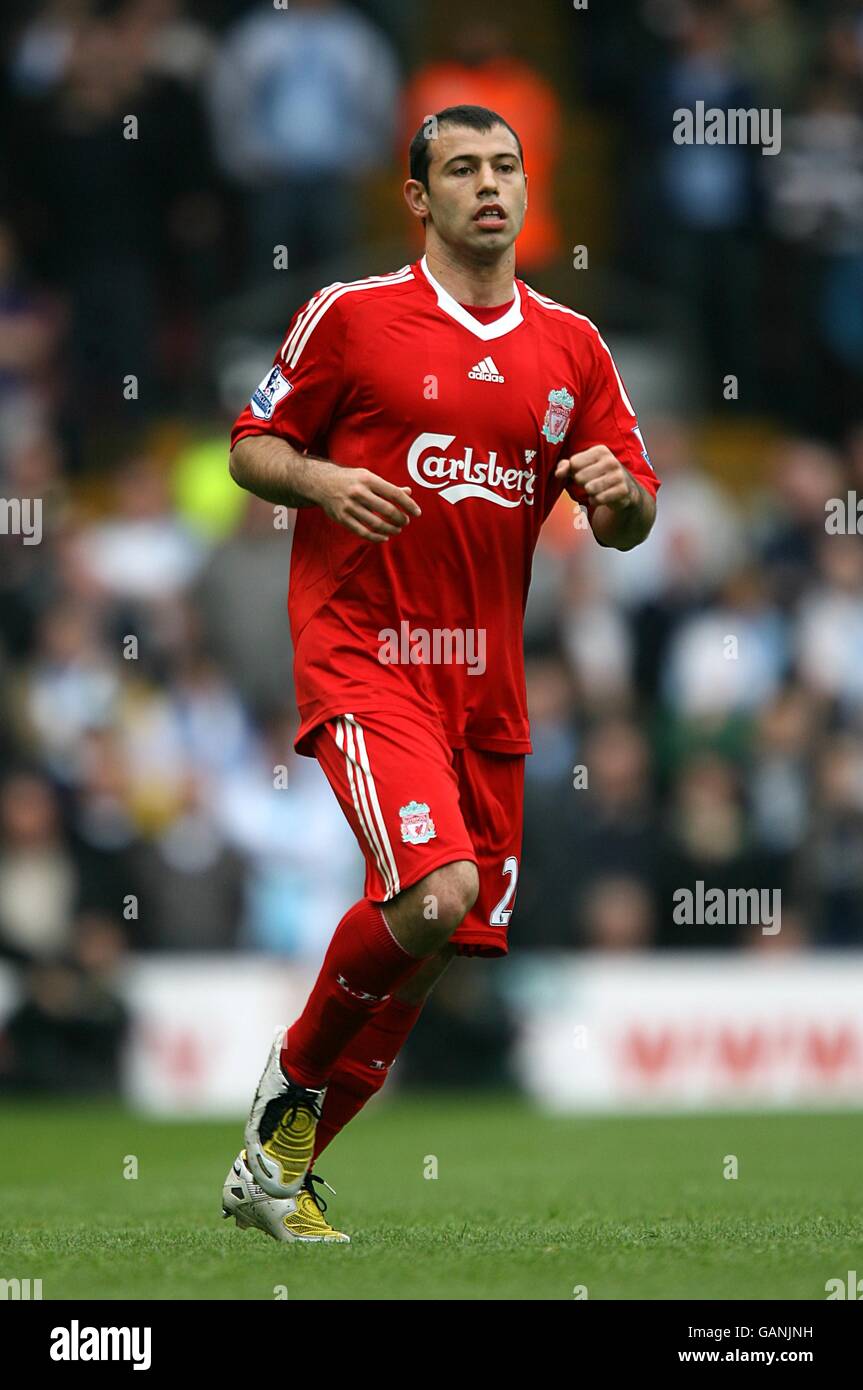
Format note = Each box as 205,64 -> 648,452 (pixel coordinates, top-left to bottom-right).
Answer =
281,267 -> 413,369
279,279 -> 342,362
280,268 -> 412,363
280,266 -> 415,362
526,287 -> 637,419
286,269 -> 414,370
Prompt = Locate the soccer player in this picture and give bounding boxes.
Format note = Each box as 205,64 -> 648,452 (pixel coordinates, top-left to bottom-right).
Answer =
221,105 -> 660,1242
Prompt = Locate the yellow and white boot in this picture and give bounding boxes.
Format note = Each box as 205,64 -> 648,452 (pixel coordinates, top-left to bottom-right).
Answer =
222,1150 -> 350,1244
244,1026 -> 326,1197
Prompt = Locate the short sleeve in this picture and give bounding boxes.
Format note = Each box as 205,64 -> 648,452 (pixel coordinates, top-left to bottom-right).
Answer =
230,286 -> 347,453
565,325 -> 661,504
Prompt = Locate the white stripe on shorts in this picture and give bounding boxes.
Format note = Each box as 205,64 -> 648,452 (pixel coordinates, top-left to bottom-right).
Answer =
335,716 -> 399,900
345,714 -> 400,898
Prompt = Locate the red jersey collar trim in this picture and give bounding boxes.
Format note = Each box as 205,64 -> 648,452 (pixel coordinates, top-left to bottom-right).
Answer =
416,255 -> 524,341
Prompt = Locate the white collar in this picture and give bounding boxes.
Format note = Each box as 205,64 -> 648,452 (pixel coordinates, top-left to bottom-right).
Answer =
419,255 -> 524,341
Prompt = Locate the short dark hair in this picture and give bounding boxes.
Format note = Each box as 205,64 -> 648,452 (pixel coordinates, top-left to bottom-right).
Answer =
408,104 -> 525,187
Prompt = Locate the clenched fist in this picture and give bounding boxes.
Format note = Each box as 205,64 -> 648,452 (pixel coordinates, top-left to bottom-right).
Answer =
554,445 -> 641,511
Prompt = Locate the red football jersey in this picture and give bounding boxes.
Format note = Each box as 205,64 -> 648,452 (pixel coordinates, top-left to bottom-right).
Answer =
230,257 -> 660,756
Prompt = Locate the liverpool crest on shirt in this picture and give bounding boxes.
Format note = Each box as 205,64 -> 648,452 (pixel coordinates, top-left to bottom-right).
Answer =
542,387 -> 574,444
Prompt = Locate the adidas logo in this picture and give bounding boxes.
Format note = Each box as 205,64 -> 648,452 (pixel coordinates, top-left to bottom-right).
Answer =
468,356 -> 505,383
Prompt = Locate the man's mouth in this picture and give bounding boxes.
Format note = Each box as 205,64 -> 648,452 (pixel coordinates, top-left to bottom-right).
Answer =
473,204 -> 507,224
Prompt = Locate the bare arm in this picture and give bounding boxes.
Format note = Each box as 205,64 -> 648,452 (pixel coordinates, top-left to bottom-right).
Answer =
229,434 -> 421,543
229,433 -> 330,508
555,445 -> 656,551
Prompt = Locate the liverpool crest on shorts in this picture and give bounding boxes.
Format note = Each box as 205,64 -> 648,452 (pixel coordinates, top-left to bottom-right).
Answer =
542,386 -> 574,444
399,800 -> 437,845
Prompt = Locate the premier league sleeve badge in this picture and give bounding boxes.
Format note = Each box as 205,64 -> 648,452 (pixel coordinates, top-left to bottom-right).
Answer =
250,365 -> 293,420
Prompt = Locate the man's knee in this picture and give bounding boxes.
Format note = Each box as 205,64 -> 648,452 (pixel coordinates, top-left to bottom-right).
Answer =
385,859 -> 479,952
426,860 -> 479,935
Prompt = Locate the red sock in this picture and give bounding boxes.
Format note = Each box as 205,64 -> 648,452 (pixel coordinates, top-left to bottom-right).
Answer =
311,996 -> 425,1162
282,898 -> 425,1088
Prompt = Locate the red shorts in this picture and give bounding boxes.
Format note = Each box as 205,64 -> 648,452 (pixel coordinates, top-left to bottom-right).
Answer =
310,708 -> 524,957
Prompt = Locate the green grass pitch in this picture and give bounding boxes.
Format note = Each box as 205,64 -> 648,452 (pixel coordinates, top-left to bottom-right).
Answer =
1,1094 -> 861,1300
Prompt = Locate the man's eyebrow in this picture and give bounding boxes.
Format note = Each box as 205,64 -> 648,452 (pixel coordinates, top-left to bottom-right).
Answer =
440,151 -> 521,168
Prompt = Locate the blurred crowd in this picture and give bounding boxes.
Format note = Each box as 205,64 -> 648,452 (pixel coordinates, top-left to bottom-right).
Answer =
520,420 -> 863,953
0,0 -> 862,1090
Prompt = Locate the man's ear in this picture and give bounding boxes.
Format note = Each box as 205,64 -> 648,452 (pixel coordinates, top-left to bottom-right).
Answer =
403,178 -> 430,225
